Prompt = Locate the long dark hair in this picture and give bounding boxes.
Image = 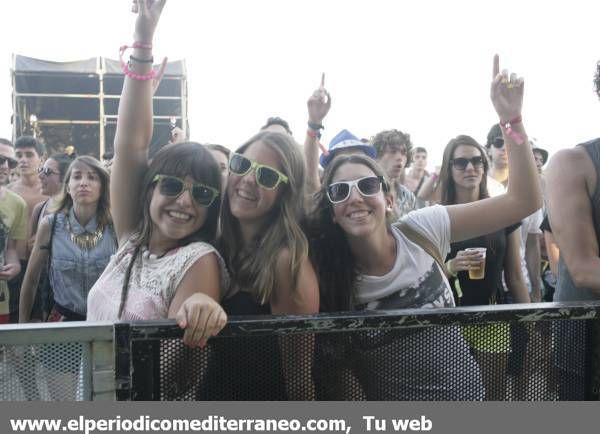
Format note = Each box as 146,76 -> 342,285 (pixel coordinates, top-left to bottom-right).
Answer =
308,154 -> 392,312
118,142 -> 222,318
438,135 -> 490,205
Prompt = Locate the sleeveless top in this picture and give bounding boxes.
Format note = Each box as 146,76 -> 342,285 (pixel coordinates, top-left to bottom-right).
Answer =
49,209 -> 117,316
86,237 -> 229,321
556,139 -> 600,301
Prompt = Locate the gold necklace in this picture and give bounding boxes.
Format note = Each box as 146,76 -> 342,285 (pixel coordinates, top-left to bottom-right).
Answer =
65,216 -> 104,250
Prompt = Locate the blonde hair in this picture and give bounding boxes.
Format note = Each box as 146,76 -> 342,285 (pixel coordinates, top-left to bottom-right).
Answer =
220,131 -> 308,304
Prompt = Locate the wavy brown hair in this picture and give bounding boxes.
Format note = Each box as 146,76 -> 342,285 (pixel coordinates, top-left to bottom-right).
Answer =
438,135 -> 489,205
219,131 -> 308,305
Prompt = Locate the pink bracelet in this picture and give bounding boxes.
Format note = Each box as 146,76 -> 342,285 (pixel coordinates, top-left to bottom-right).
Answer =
499,115 -> 526,145
132,41 -> 152,49
119,44 -> 156,81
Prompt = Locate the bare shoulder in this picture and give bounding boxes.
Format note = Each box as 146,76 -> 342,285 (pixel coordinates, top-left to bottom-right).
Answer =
547,147 -> 596,188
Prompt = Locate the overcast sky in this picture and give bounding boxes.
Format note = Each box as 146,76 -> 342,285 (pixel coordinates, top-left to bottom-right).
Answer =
1,0 -> 600,166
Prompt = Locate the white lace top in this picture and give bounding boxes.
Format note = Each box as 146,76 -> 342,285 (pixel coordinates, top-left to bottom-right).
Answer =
86,238 -> 229,321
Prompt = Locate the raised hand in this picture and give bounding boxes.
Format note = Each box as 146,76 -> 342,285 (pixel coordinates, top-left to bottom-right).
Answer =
131,0 -> 167,44
307,73 -> 331,125
490,54 -> 524,123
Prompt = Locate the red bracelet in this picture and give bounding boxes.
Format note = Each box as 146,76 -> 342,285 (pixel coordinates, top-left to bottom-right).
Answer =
499,116 -> 526,145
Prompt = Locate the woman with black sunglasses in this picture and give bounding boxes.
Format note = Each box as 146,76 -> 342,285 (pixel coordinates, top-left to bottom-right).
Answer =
437,135 -> 530,400
85,0 -> 229,350
308,55 -> 542,400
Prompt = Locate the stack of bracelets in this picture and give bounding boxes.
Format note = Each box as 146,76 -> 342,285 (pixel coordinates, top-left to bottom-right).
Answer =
119,42 -> 156,81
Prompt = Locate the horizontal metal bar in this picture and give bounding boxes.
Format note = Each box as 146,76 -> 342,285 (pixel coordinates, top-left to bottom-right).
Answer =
0,321 -> 113,345
36,120 -> 100,125
15,93 -> 100,98
127,301 -> 600,340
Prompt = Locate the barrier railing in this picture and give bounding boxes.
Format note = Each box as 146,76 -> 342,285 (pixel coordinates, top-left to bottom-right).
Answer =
1,303 -> 598,401
115,302 -> 600,401
0,322 -> 114,401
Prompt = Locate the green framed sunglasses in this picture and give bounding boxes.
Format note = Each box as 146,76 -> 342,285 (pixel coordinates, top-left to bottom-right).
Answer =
229,153 -> 289,190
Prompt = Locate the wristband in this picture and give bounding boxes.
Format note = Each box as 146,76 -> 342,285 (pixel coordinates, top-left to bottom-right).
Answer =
307,128 -> 322,140
130,55 -> 154,64
308,121 -> 324,131
499,115 -> 526,145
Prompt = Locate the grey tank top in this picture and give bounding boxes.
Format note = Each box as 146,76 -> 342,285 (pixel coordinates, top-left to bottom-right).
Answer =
556,139 -> 600,301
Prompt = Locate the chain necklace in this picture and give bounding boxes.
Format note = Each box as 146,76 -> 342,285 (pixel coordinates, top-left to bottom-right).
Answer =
65,216 -> 104,250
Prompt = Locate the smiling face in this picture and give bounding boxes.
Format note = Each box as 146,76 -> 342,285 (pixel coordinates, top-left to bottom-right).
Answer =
148,174 -> 209,247
227,141 -> 284,226
39,158 -> 62,196
329,162 -> 392,240
450,145 -> 485,191
66,161 -> 102,206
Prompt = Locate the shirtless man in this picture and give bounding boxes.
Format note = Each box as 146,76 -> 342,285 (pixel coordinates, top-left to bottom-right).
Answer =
404,146 -> 430,194
7,136 -> 47,320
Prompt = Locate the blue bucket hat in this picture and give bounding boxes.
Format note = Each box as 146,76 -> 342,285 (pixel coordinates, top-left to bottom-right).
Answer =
319,129 -> 377,167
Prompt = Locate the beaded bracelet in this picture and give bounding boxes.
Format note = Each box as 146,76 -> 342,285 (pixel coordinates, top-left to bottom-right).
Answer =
119,43 -> 156,81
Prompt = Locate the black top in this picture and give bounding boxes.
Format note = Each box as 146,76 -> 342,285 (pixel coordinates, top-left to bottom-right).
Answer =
446,223 -> 520,306
540,214 -> 552,233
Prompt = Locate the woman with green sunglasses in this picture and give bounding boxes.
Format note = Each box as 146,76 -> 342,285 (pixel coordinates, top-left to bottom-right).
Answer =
196,130 -> 319,400
86,0 -> 229,351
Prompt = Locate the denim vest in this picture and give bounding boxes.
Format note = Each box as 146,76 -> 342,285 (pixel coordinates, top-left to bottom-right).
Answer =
49,209 -> 117,316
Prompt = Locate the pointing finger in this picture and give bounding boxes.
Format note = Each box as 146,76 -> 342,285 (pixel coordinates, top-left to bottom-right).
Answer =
493,54 -> 499,79
320,72 -> 325,89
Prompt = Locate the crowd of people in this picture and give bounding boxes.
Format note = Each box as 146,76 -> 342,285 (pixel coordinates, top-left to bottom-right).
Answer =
0,0 -> 598,401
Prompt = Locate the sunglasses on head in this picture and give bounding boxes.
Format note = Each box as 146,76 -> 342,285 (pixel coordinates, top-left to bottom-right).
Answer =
491,137 -> 504,148
38,166 -> 60,177
229,153 -> 288,190
450,156 -> 485,170
327,176 -> 384,204
0,156 -> 18,169
153,175 -> 219,207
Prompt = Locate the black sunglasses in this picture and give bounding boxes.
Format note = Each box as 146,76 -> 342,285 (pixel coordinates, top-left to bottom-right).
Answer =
450,156 -> 485,170
229,153 -> 288,190
38,166 -> 60,177
0,156 -> 18,169
491,137 -> 504,148
327,176 -> 384,204
153,175 -> 219,207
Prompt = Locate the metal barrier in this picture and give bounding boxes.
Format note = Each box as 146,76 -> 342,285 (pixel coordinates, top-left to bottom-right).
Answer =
0,322 -> 114,401
115,302 -> 600,401
1,303 -> 598,401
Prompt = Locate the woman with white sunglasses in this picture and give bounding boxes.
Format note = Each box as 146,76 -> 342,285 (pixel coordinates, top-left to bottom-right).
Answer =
309,55 -> 542,400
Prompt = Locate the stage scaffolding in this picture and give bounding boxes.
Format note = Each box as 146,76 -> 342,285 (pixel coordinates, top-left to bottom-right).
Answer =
11,54 -> 188,158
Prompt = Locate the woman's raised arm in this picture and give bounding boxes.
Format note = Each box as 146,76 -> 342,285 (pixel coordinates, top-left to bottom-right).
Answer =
447,55 -> 542,242
111,0 -> 166,242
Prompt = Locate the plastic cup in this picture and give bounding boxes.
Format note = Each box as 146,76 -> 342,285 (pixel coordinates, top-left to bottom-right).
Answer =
465,247 -> 486,280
